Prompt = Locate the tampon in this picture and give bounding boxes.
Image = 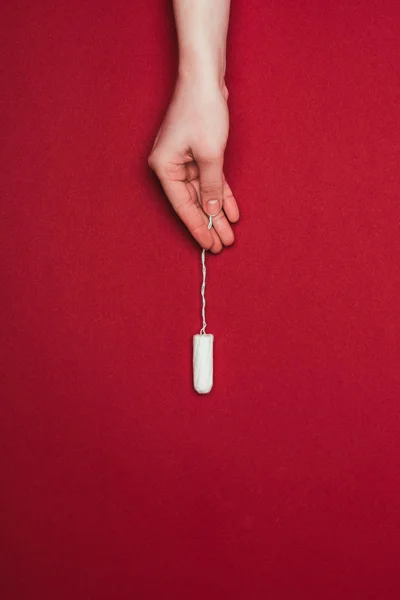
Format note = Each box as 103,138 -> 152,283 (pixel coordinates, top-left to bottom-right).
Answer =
193,333 -> 214,394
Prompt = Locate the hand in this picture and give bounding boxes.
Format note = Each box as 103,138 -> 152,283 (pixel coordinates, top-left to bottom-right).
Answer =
148,77 -> 239,252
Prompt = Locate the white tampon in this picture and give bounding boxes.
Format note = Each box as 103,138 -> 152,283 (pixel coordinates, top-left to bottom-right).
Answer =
193,215 -> 214,394
193,333 -> 214,394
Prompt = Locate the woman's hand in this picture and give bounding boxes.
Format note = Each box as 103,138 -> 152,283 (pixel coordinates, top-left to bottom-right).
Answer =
148,76 -> 239,253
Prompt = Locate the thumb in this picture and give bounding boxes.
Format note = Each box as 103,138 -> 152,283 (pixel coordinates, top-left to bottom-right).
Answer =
197,155 -> 224,217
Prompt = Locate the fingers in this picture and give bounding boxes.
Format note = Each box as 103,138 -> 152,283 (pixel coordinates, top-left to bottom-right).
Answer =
196,155 -> 224,217
191,178 -> 235,248
160,179 -> 214,250
204,210 -> 223,254
185,164 -> 239,224
148,150 -> 238,251
222,178 -> 240,223
190,163 -> 239,224
149,151 -> 213,249
184,165 -> 238,252
187,179 -> 222,253
210,208 -> 235,247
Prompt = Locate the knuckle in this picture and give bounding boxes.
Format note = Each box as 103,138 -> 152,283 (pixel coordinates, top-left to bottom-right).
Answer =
200,183 -> 221,194
212,210 -> 224,223
191,223 -> 213,249
200,150 -> 224,163
195,144 -> 225,163
175,196 -> 195,216
191,222 -> 207,236
147,150 -> 163,173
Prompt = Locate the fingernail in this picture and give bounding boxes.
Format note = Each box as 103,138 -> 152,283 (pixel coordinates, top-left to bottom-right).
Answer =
206,199 -> 220,216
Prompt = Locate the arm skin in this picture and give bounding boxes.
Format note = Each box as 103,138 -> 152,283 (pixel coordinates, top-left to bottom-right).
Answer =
148,0 -> 239,253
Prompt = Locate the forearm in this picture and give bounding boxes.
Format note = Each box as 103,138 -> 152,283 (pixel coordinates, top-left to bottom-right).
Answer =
173,0 -> 231,87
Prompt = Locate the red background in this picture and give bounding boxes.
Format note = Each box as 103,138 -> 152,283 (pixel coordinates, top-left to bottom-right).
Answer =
1,1 -> 400,598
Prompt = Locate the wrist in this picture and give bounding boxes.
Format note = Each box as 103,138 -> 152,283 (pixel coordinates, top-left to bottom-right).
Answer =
178,47 -> 226,92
